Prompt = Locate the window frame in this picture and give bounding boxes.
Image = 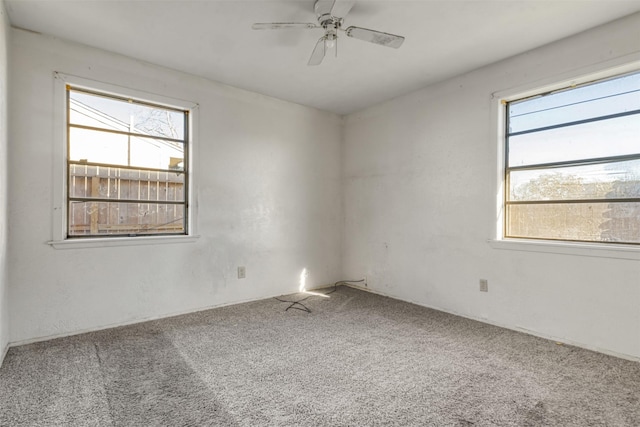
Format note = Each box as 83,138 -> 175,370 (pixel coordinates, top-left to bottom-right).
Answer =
50,73 -> 200,249
490,55 -> 640,260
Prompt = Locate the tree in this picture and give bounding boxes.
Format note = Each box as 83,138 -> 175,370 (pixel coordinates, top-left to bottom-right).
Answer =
134,107 -> 181,141
509,173 -> 613,242
599,166 -> 640,243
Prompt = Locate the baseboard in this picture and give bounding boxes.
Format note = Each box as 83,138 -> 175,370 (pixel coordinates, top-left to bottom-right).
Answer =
345,282 -> 379,294
8,283 -> 356,349
8,289 -> 299,349
10,283 -> 638,363
347,283 -> 640,363
0,341 -> 8,368
307,280 -> 364,292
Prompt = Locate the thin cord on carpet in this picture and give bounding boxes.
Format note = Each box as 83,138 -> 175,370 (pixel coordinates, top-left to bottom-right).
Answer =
274,279 -> 365,313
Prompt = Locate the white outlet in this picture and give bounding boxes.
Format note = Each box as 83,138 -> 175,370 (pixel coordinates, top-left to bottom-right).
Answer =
479,279 -> 488,292
238,266 -> 246,279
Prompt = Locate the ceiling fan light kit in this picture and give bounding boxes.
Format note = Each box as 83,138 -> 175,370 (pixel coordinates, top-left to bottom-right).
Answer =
252,0 -> 405,66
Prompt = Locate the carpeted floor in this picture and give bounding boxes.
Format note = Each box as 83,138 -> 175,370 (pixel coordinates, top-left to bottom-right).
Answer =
1,286 -> 639,426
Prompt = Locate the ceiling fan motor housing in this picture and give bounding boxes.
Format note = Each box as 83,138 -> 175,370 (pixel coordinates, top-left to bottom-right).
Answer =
315,0 -> 342,29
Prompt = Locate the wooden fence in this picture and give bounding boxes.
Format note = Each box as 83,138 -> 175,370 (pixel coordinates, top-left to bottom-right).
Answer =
68,164 -> 185,236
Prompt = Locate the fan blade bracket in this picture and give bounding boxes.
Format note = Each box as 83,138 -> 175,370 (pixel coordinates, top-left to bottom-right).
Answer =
345,26 -> 405,49
252,22 -> 319,30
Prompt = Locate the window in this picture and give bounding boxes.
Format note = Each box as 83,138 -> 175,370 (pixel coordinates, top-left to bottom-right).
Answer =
504,71 -> 640,245
66,86 -> 190,238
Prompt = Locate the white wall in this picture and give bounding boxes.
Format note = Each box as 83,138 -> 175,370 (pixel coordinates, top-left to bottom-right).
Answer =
9,29 -> 343,344
0,1 -> 9,364
343,13 -> 640,360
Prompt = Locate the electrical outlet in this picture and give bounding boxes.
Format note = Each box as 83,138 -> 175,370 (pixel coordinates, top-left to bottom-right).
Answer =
238,266 -> 246,279
479,279 -> 488,292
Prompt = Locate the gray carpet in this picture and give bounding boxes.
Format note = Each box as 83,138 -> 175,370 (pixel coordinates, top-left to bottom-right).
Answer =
1,286 -> 639,426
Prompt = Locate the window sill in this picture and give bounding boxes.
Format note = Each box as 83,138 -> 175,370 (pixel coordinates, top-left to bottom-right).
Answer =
489,239 -> 640,260
48,234 -> 200,250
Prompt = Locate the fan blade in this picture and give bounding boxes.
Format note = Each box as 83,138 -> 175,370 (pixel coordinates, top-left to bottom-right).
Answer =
345,26 -> 405,48
330,0 -> 355,18
308,37 -> 326,66
252,22 -> 319,30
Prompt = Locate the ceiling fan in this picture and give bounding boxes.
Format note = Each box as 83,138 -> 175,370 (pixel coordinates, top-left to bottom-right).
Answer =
252,0 -> 405,66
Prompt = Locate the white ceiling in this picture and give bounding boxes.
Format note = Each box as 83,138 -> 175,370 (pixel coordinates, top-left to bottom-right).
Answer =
6,0 -> 640,115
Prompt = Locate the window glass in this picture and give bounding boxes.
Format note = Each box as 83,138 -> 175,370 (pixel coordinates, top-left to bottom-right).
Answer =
505,71 -> 640,245
70,91 -> 185,140
508,72 -> 640,133
67,87 -> 188,238
507,114 -> 639,167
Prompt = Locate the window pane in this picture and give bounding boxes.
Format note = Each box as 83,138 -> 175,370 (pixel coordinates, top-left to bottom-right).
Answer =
68,201 -> 185,236
69,90 -> 185,140
505,70 -> 640,245
507,114 -> 640,167
69,127 -> 184,171
69,165 -> 185,202
508,72 -> 640,133
509,159 -> 640,201
69,127 -> 128,165
506,202 -> 640,244
66,85 -> 190,240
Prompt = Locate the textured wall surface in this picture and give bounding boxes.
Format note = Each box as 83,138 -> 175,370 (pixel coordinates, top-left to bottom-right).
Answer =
343,13 -> 640,360
8,29 -> 343,344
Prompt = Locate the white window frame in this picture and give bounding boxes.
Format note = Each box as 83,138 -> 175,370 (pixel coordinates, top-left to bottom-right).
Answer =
490,54 -> 640,260
49,73 -> 200,249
